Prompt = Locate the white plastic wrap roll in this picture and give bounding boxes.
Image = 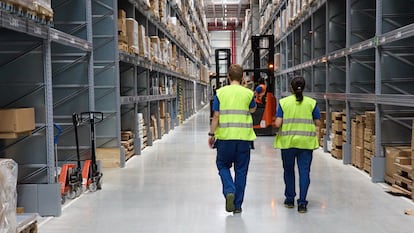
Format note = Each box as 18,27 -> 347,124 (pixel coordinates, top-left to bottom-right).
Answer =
0,159 -> 18,233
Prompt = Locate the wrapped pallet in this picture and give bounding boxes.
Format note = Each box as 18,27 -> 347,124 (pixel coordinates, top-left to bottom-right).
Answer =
138,25 -> 148,57
0,159 -> 18,233
126,18 -> 139,54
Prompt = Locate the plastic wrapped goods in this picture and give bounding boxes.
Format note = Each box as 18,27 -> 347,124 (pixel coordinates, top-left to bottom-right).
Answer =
0,159 -> 18,233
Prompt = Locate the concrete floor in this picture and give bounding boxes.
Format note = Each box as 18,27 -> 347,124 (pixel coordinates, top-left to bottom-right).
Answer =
39,106 -> 414,233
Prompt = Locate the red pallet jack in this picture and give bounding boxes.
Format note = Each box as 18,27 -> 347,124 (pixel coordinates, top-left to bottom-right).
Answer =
55,123 -> 82,204
73,112 -> 103,192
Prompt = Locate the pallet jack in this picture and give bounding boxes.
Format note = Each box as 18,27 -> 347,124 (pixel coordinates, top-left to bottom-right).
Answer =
56,123 -> 83,204
73,112 -> 104,192
210,48 -> 231,122
244,34 -> 277,136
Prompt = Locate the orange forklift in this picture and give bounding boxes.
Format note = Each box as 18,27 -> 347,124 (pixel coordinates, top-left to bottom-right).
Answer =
244,34 -> 277,136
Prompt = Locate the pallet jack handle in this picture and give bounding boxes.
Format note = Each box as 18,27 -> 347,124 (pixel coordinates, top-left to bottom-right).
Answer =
80,112 -> 104,176
72,113 -> 82,171
53,123 -> 63,182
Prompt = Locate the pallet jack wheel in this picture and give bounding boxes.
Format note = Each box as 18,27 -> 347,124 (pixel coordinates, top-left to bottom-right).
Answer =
88,182 -> 97,192
67,190 -> 76,199
75,186 -> 82,197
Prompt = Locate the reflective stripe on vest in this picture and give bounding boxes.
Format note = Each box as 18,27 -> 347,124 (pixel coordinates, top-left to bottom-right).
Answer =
274,95 -> 319,150
220,110 -> 251,115
215,85 -> 256,141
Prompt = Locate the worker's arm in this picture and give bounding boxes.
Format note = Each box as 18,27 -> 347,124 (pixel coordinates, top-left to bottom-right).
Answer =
313,103 -> 322,127
274,103 -> 283,128
208,111 -> 219,148
249,96 -> 256,113
274,117 -> 283,128
208,96 -> 220,148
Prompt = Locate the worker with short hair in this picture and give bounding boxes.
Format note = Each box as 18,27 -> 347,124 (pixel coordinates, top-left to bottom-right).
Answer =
208,64 -> 257,214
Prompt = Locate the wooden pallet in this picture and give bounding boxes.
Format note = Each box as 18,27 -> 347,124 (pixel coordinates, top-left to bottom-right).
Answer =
121,131 -> 133,141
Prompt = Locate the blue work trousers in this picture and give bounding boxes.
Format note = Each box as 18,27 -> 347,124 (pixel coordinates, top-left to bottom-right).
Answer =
215,140 -> 251,209
281,148 -> 313,205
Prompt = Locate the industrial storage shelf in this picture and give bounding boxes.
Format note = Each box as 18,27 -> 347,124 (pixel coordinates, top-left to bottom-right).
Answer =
119,52 -> 200,83
0,10 -> 92,51
120,94 -> 176,104
267,0 -> 414,184
128,0 -> 199,65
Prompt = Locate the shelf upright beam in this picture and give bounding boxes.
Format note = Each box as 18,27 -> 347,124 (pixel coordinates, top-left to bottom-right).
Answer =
86,0 -> 95,110
343,0 -> 352,164
372,0 -> 385,182
44,38 -> 55,184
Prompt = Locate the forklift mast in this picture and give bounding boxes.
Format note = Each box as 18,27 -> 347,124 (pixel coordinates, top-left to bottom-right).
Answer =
245,34 -> 276,136
249,34 -> 275,93
214,48 -> 231,88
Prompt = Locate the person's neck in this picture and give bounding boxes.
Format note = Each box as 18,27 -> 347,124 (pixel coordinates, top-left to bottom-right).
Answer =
230,80 -> 240,85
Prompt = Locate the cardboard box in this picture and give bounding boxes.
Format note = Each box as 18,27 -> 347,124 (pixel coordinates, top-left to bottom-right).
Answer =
118,9 -> 126,19
0,108 -> 35,133
96,148 -> 120,168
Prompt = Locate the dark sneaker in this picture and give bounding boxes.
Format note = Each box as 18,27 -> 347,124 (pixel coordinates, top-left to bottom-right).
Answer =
225,193 -> 235,212
233,208 -> 242,214
284,200 -> 294,208
298,204 -> 307,213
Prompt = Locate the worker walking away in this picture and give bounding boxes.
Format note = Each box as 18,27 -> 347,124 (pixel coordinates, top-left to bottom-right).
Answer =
208,64 -> 257,214
254,77 -> 267,104
273,76 -> 321,213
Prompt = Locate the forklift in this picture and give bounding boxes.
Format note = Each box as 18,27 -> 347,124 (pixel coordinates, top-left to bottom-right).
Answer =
245,34 -> 277,136
210,48 -> 231,121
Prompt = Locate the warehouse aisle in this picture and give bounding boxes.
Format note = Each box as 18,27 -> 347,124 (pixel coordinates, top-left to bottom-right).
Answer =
39,106 -> 414,233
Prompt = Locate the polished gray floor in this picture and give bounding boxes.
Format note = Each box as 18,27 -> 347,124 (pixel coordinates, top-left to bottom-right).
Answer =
39,106 -> 414,233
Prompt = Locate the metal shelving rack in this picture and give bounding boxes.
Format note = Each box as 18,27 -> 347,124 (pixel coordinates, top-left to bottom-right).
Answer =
117,0 -> 210,156
244,0 -> 414,182
0,2 -> 93,215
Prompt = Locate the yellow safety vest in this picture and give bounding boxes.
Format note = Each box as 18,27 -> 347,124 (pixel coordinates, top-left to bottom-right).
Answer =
215,85 -> 256,141
274,95 -> 319,150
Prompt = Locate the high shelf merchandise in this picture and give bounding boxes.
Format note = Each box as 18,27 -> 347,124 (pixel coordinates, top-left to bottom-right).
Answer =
116,0 -> 210,161
242,0 -> 414,187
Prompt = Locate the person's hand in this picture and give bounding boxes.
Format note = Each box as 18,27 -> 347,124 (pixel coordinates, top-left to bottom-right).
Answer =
208,136 -> 215,149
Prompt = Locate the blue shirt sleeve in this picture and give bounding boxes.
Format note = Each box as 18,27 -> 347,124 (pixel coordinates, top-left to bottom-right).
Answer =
249,96 -> 256,109
313,103 -> 321,120
276,103 -> 283,118
212,96 -> 219,112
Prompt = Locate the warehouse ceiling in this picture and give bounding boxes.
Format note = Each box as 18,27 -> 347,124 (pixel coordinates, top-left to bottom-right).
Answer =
204,0 -> 250,29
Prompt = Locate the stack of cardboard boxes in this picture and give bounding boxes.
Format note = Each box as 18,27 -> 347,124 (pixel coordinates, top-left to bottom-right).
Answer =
363,111 -> 376,174
121,131 -> 135,160
117,10 -> 128,52
331,111 -> 344,159
316,111 -> 326,148
352,114 -> 366,169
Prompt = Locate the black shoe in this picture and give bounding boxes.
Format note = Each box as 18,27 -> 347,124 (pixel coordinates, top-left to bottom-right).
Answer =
225,193 -> 235,212
284,200 -> 294,208
298,204 -> 307,213
233,208 -> 242,214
